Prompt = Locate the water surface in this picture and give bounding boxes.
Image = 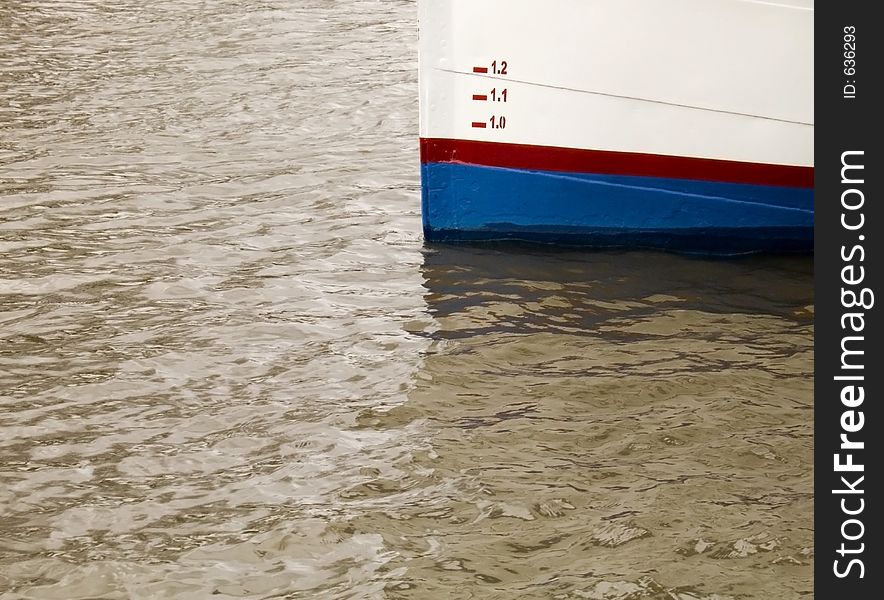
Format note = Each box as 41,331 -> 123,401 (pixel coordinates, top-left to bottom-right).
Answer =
1,1 -> 812,598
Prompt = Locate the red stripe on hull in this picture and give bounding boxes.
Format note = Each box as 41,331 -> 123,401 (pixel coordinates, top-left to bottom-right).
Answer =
420,138 -> 813,189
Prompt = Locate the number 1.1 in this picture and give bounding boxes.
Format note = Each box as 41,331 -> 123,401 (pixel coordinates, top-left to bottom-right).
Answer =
490,88 -> 507,102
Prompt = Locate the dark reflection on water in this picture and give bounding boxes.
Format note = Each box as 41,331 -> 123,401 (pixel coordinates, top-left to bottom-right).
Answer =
421,244 -> 813,337
1,1 -> 811,598
366,246 -> 813,599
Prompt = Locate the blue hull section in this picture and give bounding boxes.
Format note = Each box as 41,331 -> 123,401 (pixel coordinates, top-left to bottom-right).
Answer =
421,163 -> 813,254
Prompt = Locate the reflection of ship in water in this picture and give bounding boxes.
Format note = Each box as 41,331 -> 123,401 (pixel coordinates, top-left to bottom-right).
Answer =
420,243 -> 814,340
360,245 -> 814,597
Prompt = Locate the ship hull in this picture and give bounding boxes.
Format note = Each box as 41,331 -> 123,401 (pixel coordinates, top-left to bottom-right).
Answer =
418,0 -> 815,253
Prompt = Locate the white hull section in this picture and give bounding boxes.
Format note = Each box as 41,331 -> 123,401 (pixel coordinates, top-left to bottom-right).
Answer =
418,0 -> 814,167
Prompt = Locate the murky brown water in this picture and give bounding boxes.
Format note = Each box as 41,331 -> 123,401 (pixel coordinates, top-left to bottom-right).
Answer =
1,1 -> 813,598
